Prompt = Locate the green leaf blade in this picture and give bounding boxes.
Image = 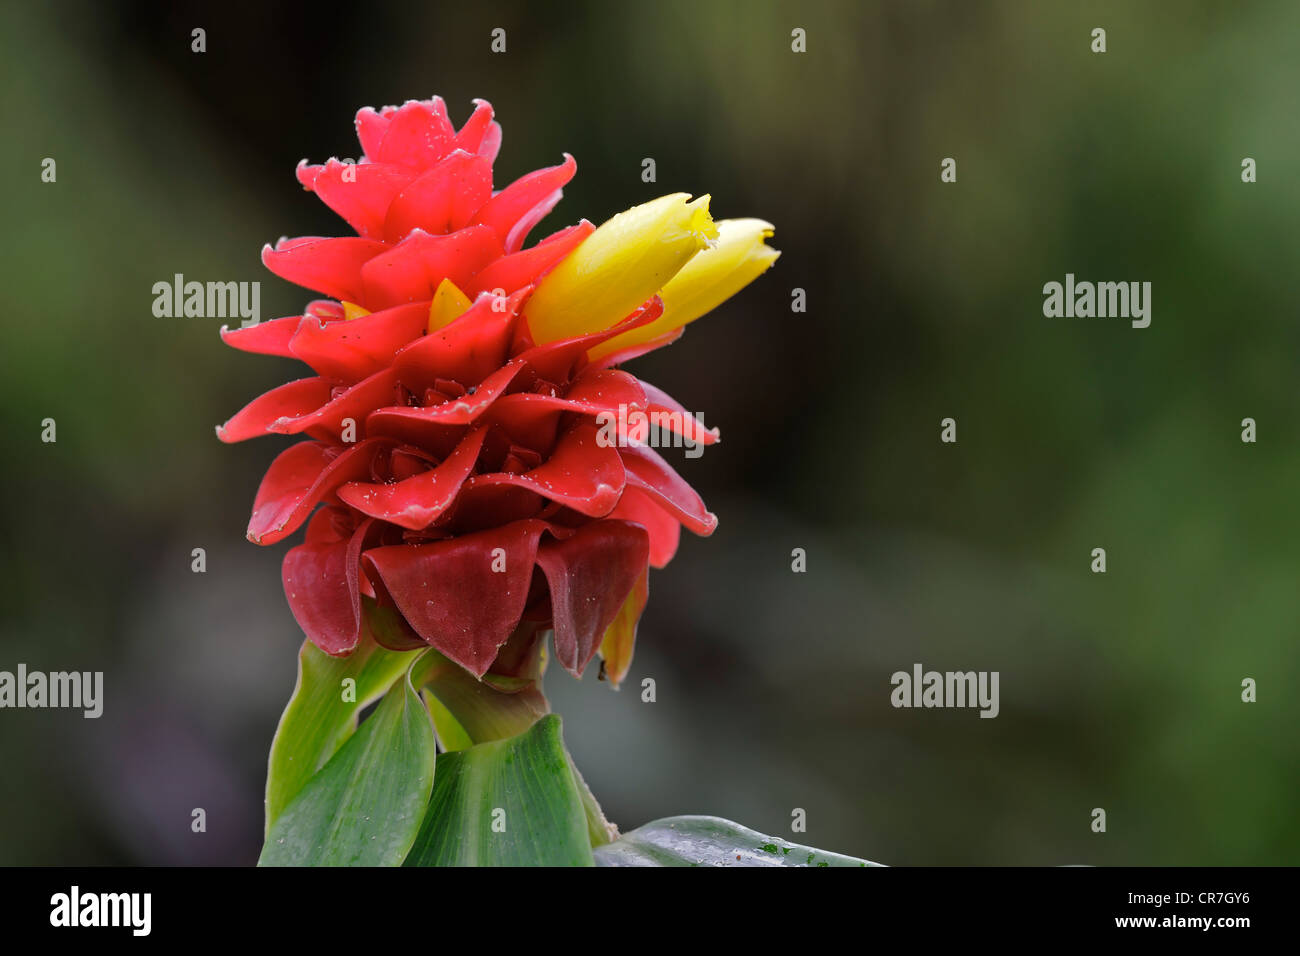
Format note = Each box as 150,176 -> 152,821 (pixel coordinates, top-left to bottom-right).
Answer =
265,637 -> 414,831
404,715 -> 593,867
259,666 -> 437,867
593,816 -> 884,867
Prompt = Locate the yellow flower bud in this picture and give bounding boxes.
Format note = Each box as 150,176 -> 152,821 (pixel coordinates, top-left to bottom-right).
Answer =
525,193 -> 718,344
341,301 -> 371,321
588,218 -> 778,361
428,278 -> 472,332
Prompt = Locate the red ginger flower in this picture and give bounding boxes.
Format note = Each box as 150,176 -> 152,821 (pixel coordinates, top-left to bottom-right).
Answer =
218,97 -> 777,685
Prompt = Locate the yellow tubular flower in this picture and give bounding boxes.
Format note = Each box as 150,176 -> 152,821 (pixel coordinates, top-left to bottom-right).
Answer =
588,217 -> 779,361
524,193 -> 719,344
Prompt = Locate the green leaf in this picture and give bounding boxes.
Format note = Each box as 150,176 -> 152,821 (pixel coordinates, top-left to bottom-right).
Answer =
265,635 -> 414,831
593,816 -> 884,867
420,687 -> 474,753
259,661 -> 437,866
409,650 -> 615,847
404,715 -> 593,866
565,750 -> 618,848
411,647 -> 548,750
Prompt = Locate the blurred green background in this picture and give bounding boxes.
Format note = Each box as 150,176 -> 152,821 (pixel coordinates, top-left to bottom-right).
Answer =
1,0 -> 1296,865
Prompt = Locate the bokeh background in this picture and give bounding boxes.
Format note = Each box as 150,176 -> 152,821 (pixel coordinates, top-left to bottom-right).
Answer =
2,0 -> 1296,865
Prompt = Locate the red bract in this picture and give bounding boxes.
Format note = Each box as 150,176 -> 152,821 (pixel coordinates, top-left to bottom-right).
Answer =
219,98 -> 720,683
